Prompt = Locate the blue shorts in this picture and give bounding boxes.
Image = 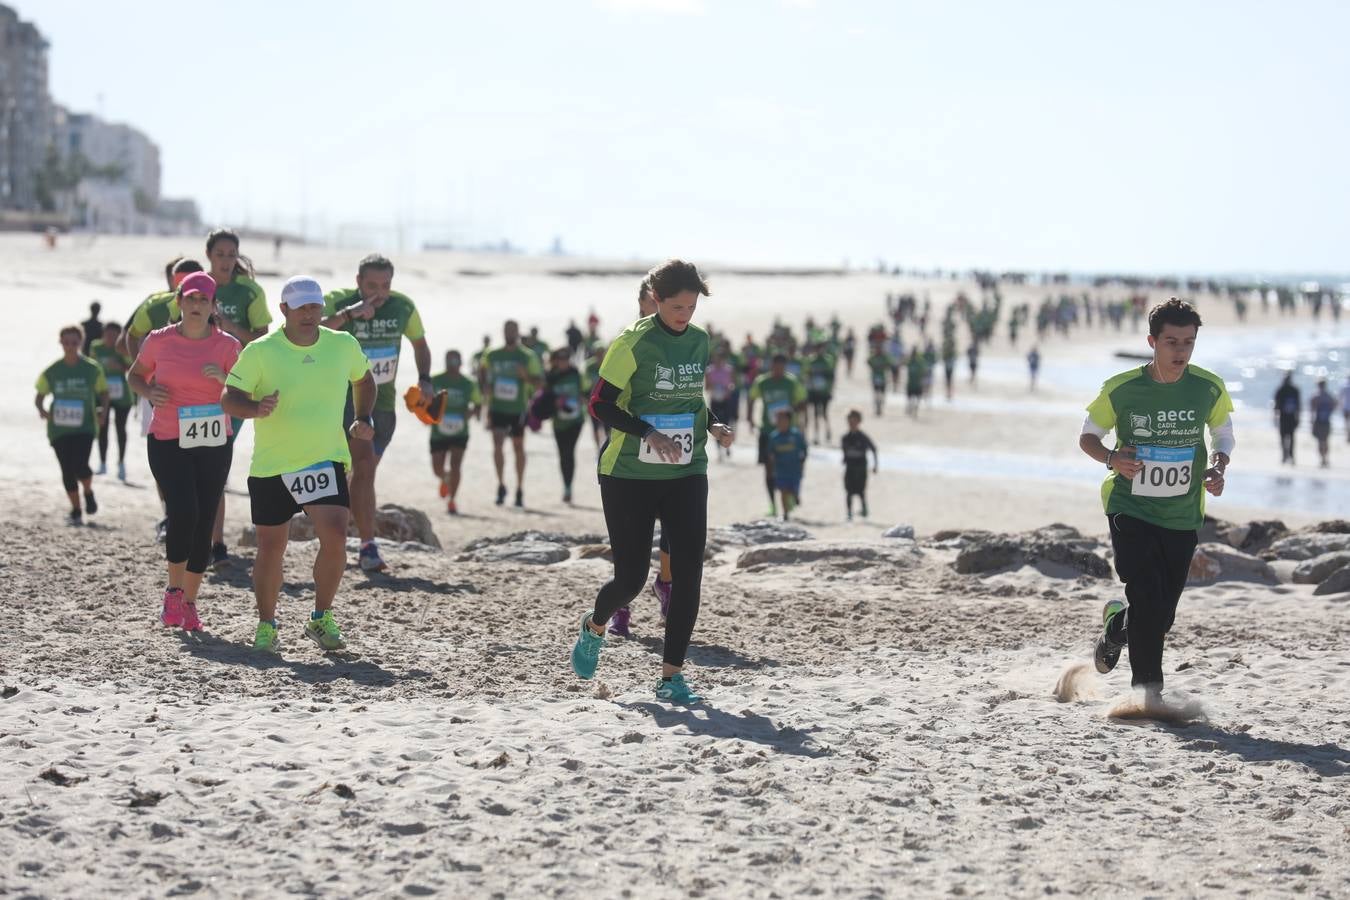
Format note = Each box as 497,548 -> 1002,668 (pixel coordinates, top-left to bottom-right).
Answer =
774,475 -> 801,494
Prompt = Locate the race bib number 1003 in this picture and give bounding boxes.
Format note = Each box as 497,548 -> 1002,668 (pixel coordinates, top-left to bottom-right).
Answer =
1132,445 -> 1194,498
638,414 -> 695,465
284,462 -> 339,505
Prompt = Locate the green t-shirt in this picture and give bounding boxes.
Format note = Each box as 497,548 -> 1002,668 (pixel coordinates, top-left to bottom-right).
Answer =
128,291 -> 179,339
805,353 -> 836,396
89,339 -> 133,409
867,352 -> 891,385
598,317 -> 710,480
428,371 -> 481,444
906,355 -> 929,388
36,356 -> 107,441
749,373 -> 807,429
323,289 -> 426,412
1086,365 -> 1234,531
215,277 -> 272,333
224,327 -> 370,477
548,368 -> 587,432
524,337 -> 551,359
482,344 -> 543,415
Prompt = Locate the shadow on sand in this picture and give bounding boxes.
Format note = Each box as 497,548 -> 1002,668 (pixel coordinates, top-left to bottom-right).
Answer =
1171,724 -> 1350,778
633,636 -> 780,670
621,699 -> 830,758
177,630 -> 425,688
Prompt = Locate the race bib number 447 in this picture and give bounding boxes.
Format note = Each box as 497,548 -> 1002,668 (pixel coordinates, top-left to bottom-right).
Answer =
639,414 -> 695,465
284,462 -> 339,505
364,346 -> 399,385
1132,445 -> 1194,498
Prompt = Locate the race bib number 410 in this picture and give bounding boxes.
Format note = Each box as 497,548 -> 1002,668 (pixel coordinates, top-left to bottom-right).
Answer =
364,346 -> 399,385
179,403 -> 228,448
284,462 -> 339,505
1132,445 -> 1194,498
638,414 -> 695,465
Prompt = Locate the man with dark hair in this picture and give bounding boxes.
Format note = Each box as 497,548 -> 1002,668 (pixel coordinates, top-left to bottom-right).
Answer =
1078,298 -> 1235,703
81,302 -> 103,355
1310,379 -> 1336,468
322,254 -> 433,573
1273,372 -> 1301,465
481,320 -> 543,507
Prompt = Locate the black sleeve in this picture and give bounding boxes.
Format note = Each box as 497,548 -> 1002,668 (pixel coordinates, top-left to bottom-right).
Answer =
588,378 -> 653,438
706,406 -> 722,432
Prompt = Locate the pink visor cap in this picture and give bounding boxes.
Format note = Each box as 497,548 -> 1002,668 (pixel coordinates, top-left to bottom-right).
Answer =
178,272 -> 217,300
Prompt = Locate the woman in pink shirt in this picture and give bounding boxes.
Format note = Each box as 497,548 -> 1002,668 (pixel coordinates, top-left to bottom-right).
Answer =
128,272 -> 241,631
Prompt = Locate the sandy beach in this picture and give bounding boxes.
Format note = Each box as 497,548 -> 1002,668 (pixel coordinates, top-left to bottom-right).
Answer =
2,235 -> 1348,897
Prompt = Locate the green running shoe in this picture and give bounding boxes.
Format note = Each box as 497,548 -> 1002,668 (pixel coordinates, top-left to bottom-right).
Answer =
656,673 -> 702,704
570,613 -> 605,679
252,621 -> 279,653
305,610 -> 347,651
1094,599 -> 1126,674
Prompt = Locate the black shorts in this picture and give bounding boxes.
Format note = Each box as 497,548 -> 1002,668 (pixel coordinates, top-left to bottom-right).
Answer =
757,430 -> 771,465
844,464 -> 868,495
808,392 -> 831,406
431,435 -> 469,452
343,395 -> 397,456
248,461 -> 350,527
1313,421 -> 1331,440
489,409 -> 525,438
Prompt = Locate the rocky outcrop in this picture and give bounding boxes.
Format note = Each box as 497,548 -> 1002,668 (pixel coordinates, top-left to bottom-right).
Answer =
1187,543 -> 1279,585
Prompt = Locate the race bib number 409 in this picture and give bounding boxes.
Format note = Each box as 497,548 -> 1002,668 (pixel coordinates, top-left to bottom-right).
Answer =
638,414 -> 695,466
1132,445 -> 1194,498
179,403 -> 227,448
284,462 -> 339,505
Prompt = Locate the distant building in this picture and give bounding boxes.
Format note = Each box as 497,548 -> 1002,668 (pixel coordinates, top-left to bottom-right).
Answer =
0,3 -> 52,211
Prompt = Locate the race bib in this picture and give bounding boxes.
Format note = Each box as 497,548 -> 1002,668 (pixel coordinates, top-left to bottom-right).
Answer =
179,403 -> 228,448
284,462 -> 339,505
52,399 -> 84,428
638,414 -> 695,466
365,345 -> 399,385
557,394 -> 581,421
493,377 -> 520,403
436,413 -> 466,437
1132,445 -> 1194,498
107,376 -> 126,401
811,375 -> 829,391
765,401 -> 789,422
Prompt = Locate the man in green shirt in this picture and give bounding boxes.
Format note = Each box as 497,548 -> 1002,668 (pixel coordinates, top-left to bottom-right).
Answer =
223,275 -> 376,653
867,344 -> 891,417
322,254 -> 432,573
90,321 -> 133,481
428,350 -> 482,515
1079,299 -> 1235,702
804,345 -> 836,445
747,354 -> 807,517
481,319 -> 543,507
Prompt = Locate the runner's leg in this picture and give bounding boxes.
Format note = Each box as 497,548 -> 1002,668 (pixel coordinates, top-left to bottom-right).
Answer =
593,476 -> 659,626
658,475 -> 708,674
306,503 -> 350,613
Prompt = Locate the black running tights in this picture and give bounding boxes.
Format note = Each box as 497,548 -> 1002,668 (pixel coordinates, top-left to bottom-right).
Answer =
555,424 -> 582,489
594,474 -> 707,667
98,406 -> 130,464
51,434 -> 94,493
1107,513 -> 1198,688
147,437 -> 233,574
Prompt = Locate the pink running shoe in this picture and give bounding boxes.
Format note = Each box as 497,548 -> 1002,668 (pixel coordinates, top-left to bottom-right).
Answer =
180,601 -> 202,632
652,579 -> 672,622
160,588 -> 184,627
609,606 -> 632,638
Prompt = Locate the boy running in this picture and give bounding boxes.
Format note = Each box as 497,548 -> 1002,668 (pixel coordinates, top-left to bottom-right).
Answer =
841,410 -> 878,520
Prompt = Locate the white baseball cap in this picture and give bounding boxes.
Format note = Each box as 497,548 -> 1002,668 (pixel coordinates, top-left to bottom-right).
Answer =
280,275 -> 324,308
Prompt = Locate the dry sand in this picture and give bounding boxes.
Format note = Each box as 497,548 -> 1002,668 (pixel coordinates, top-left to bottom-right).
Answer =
2,236 -> 1348,897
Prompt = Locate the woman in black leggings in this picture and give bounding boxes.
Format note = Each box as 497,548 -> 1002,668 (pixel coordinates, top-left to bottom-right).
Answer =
545,348 -> 586,503
128,273 -> 241,632
35,325 -> 108,522
90,321 -> 133,480
570,260 -> 734,703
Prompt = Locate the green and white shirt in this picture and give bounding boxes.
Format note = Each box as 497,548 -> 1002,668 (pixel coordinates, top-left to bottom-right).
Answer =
598,317 -> 710,480
428,372 -> 481,444
1086,364 -> 1234,531
36,357 -> 107,441
482,345 -> 543,416
749,373 -> 807,429
324,289 -> 426,412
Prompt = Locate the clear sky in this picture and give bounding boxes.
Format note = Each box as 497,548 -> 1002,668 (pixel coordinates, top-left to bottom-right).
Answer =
27,0 -> 1350,273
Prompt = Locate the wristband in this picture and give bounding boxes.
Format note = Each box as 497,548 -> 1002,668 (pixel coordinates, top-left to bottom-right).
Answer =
357,415 -> 374,427
418,372 -> 431,382
1105,449 -> 1114,470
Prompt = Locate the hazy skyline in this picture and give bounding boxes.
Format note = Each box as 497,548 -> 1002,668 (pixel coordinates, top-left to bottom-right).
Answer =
31,0 -> 1350,273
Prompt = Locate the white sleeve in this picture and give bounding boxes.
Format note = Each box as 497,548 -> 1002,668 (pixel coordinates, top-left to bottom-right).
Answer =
1080,415 -> 1109,439
1210,416 -> 1236,457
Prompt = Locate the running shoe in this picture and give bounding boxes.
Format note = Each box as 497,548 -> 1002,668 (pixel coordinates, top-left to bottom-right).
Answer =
1094,599 -> 1127,674
655,673 -> 702,704
180,601 -> 202,633
117,462 -> 126,482
96,462 -> 107,476
495,484 -> 507,506
563,486 -> 573,504
652,578 -> 672,622
68,508 -> 82,525
305,610 -> 347,651
570,613 -> 605,680
514,488 -> 524,508
84,492 -> 98,515
252,620 -> 279,653
438,480 -> 449,499
609,606 -> 632,639
358,541 -> 388,573
447,499 -> 458,515
160,588 -> 184,628
210,543 -> 229,569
